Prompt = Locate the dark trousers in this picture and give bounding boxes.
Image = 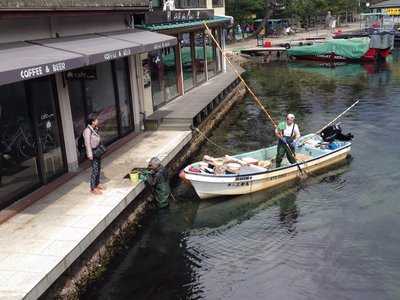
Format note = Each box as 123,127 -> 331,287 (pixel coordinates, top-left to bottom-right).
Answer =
276,140 -> 296,168
90,157 -> 101,190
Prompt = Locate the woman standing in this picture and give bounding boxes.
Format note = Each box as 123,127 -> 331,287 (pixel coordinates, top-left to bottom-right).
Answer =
83,118 -> 106,195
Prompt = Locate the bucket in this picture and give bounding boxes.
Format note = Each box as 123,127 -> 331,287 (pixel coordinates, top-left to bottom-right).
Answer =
129,171 -> 140,183
263,41 -> 272,48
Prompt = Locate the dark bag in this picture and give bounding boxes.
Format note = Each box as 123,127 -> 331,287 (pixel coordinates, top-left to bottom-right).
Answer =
77,133 -> 85,152
92,144 -> 106,159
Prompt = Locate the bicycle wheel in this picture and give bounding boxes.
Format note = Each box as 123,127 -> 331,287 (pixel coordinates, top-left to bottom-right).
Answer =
41,133 -> 56,153
17,136 -> 36,159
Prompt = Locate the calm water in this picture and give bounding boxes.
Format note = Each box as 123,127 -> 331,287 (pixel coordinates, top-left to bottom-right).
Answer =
85,52 -> 400,300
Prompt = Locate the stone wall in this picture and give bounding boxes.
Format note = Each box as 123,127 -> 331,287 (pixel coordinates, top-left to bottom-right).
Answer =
41,81 -> 247,300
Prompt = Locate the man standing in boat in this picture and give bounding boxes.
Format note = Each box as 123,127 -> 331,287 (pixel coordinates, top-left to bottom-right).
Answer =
275,113 -> 301,168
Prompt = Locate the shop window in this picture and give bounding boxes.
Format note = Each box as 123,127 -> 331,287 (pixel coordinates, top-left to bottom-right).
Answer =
176,0 -> 206,8
206,31 -> 218,79
85,62 -> 119,145
180,32 -> 195,91
114,59 -> 134,136
194,32 -> 206,84
162,47 -> 179,102
149,50 -> 164,109
28,78 -> 65,181
0,77 -> 65,209
149,46 -> 179,110
68,59 -> 135,162
212,0 -> 224,7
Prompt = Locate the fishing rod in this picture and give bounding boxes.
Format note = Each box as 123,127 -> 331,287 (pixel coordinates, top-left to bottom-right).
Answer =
203,22 -> 306,177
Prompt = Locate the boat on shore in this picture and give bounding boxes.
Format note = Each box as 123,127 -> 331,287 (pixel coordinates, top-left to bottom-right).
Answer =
183,134 -> 352,199
287,36 -> 392,62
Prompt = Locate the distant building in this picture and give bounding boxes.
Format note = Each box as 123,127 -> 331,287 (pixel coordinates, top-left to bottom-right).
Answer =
0,0 -> 230,209
370,0 -> 400,15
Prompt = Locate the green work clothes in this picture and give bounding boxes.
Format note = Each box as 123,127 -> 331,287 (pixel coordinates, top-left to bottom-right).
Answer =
276,140 -> 297,168
141,167 -> 171,208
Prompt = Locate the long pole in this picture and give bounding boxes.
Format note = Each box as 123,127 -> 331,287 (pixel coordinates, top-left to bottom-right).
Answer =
203,22 -> 306,176
316,100 -> 359,134
203,22 -> 277,127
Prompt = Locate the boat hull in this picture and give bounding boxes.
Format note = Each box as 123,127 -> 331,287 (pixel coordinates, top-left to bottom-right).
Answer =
185,145 -> 351,199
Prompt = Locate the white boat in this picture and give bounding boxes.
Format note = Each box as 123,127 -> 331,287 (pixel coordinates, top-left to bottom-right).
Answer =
183,134 -> 352,199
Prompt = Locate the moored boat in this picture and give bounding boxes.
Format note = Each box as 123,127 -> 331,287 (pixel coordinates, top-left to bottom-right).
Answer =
287,36 -> 392,62
183,134 -> 352,199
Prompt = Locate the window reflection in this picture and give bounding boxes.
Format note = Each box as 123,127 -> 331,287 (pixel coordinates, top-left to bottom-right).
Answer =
195,32 -> 206,84
180,32 -> 194,91
149,46 -> 179,109
115,59 -> 134,135
29,78 -> 65,181
85,62 -> 119,145
0,77 -> 65,209
206,32 -> 218,78
68,59 -> 135,161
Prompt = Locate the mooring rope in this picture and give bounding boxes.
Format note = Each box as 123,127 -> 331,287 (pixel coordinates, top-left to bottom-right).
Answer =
193,126 -> 235,155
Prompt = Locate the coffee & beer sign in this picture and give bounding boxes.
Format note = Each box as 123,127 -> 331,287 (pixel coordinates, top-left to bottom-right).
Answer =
19,62 -> 66,80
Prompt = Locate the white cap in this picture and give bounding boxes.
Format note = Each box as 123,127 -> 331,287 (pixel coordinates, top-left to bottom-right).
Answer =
287,113 -> 295,120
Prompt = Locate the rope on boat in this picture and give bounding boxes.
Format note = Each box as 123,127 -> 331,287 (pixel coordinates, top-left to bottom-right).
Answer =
193,126 -> 235,155
203,22 -> 307,177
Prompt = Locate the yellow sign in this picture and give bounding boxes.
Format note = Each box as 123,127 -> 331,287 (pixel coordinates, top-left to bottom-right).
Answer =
384,8 -> 400,16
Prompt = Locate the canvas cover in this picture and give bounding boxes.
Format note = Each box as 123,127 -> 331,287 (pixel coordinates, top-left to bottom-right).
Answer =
288,37 -> 371,59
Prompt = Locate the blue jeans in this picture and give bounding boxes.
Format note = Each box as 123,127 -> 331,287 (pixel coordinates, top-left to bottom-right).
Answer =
90,157 -> 101,190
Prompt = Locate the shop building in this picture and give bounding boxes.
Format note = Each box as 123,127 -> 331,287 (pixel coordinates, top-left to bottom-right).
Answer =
0,1 -> 231,210
0,2 -> 176,209
135,10 -> 230,117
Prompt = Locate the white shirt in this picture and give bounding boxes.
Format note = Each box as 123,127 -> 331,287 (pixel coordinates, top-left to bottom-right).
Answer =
283,123 -> 300,138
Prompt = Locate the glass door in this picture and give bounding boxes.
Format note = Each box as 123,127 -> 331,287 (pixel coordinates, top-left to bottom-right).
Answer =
28,77 -> 66,182
0,82 -> 40,208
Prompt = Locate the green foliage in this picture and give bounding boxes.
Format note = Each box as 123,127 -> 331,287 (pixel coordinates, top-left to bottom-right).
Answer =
226,0 -> 266,23
226,0 -> 360,24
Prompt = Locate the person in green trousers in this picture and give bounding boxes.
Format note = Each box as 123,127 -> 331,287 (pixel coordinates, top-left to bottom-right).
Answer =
141,157 -> 171,208
275,113 -> 301,168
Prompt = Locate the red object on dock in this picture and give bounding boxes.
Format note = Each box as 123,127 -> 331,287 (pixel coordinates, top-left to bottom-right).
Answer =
263,41 -> 272,48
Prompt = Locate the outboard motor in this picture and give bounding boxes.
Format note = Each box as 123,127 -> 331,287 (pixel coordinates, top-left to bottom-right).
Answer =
320,124 -> 354,143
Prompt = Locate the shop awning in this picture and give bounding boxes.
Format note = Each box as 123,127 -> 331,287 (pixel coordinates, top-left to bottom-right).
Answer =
36,33 -> 144,65
103,29 -> 177,52
0,41 -> 86,86
0,30 -> 177,86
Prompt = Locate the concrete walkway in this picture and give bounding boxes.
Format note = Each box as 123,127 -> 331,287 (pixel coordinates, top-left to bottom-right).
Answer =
0,130 -> 191,300
147,65 -> 244,129
226,22 -> 362,53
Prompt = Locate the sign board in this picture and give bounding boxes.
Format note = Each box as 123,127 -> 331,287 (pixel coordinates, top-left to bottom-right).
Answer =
19,61 -> 67,80
145,9 -> 214,24
66,66 -> 97,80
384,8 -> 400,16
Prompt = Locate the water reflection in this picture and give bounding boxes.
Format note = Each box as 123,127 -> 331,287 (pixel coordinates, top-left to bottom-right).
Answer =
86,51 -> 400,300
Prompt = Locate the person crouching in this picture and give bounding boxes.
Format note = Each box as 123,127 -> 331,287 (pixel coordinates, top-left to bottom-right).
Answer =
143,157 -> 171,208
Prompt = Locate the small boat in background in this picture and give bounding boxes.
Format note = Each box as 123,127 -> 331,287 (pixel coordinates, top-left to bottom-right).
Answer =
287,36 -> 393,63
183,133 -> 352,199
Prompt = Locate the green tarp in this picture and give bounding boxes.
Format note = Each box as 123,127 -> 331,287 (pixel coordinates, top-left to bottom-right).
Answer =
288,37 -> 371,60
